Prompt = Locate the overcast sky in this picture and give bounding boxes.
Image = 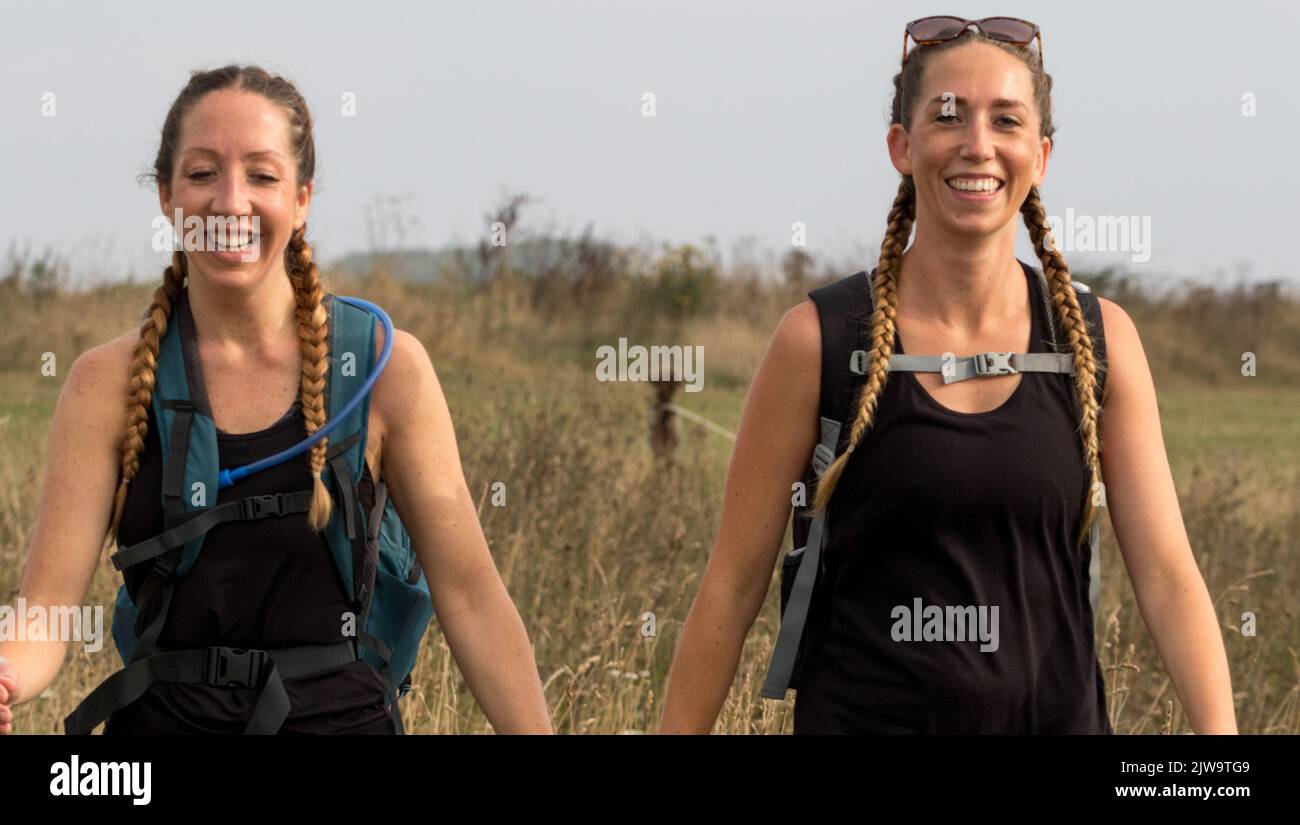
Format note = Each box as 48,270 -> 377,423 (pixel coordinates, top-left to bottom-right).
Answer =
3,0 -> 1297,290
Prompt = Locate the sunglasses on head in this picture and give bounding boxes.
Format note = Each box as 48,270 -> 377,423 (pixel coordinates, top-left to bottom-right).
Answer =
903,16 -> 1043,67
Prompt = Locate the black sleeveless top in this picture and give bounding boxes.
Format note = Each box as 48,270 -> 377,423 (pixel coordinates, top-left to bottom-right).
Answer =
792,263 -> 1112,734
104,394 -> 396,734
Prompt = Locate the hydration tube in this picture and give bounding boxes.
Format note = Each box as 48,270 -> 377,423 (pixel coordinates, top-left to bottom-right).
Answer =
216,296 -> 394,490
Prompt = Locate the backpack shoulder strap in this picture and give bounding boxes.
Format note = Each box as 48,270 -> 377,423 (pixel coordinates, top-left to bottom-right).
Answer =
320,295 -> 433,713
1069,280 -> 1108,409
789,269 -> 874,545
1066,279 -> 1108,618
319,293 -> 378,609
153,288 -> 221,578
810,269 -> 874,433
762,269 -> 874,699
1031,268 -> 1109,616
1026,263 -> 1109,407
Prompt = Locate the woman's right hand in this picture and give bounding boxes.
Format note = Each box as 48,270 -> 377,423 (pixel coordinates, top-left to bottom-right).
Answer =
0,654 -> 20,734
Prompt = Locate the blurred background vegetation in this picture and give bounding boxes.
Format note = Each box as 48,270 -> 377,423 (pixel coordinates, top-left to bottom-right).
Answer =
1,193 -> 1296,733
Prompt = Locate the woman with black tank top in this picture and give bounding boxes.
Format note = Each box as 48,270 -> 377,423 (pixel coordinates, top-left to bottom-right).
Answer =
659,20 -> 1236,734
0,65 -> 553,734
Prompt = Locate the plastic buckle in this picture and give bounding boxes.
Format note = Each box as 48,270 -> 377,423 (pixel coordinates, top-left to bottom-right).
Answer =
240,494 -> 283,520
205,646 -> 268,688
812,443 -> 836,476
974,352 -> 1017,377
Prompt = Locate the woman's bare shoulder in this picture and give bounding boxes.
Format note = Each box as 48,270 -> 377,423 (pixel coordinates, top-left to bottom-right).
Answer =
769,298 -> 822,376
83,328 -> 139,386
63,328 -> 140,435
1095,295 -> 1143,409
367,323 -> 431,436
741,298 -> 822,437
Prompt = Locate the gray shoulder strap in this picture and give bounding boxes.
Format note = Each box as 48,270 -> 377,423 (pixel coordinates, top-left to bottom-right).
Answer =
761,416 -> 841,700
1088,515 -> 1101,620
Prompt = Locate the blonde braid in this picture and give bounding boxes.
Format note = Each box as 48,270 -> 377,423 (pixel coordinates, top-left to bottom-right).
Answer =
1020,185 -> 1107,554
286,224 -> 334,532
812,176 -> 915,511
104,252 -> 187,550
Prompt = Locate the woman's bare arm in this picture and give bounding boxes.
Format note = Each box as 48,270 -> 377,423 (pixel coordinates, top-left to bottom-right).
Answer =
1096,297 -> 1237,733
0,335 -> 131,712
375,329 -> 553,733
659,300 -> 822,733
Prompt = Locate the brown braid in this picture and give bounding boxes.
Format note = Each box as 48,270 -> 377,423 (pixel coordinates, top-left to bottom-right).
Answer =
1021,186 -> 1107,551
810,31 -> 1106,557
103,252 -> 186,550
812,176 -> 914,509
287,224 -> 333,530
106,64 -> 325,548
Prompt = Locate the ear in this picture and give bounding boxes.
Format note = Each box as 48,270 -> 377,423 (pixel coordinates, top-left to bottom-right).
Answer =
294,179 -> 313,232
1034,135 -> 1052,187
887,123 -> 914,177
158,180 -> 171,221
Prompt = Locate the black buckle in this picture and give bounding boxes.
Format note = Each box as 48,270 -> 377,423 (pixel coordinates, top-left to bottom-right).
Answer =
974,351 -> 1017,377
205,646 -> 268,688
240,494 -> 284,520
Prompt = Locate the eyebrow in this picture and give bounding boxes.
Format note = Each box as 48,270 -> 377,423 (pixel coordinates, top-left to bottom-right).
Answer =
181,148 -> 287,162
927,95 -> 1028,112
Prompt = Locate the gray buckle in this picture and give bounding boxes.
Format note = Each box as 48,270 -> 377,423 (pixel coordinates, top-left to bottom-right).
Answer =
974,352 -> 1017,377
812,443 -> 835,476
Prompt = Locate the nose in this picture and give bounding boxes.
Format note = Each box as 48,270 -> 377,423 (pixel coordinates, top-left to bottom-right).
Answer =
960,115 -> 996,163
210,166 -> 252,216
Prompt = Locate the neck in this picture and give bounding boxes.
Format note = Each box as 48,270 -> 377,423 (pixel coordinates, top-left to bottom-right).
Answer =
185,265 -> 300,354
897,219 -> 1027,332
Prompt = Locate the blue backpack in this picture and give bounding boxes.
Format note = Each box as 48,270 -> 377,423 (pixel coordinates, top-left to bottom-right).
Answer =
65,291 -> 435,734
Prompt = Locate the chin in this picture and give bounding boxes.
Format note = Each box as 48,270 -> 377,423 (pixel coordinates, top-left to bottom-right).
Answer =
192,258 -> 265,284
944,218 -> 1008,238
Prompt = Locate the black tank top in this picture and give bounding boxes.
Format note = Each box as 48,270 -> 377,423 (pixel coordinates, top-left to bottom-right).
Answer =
793,263 -> 1112,734
104,393 -> 396,734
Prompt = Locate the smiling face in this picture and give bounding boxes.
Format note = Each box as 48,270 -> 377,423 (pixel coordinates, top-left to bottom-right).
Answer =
159,88 -> 311,287
887,41 -> 1051,241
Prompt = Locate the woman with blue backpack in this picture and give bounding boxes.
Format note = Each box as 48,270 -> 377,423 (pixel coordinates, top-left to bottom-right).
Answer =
0,65 -> 552,734
660,18 -> 1237,734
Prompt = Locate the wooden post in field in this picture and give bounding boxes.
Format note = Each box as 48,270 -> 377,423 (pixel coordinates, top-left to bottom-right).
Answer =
650,379 -> 682,460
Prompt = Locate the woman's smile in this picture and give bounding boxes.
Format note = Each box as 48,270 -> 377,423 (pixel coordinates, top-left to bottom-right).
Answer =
204,226 -> 261,262
944,174 -> 1005,202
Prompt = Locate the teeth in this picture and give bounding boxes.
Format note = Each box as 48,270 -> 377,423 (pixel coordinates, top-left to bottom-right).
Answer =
209,231 -> 259,250
947,177 -> 1002,193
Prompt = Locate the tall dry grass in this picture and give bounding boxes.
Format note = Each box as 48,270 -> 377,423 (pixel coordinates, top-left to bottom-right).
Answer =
1,257 -> 1296,733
